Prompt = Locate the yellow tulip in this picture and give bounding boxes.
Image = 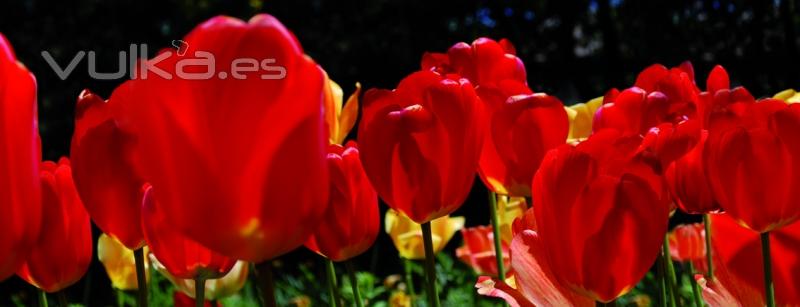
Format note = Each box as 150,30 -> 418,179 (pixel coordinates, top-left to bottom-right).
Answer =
97,234 -> 149,290
565,96 -> 603,141
150,255 -> 249,301
322,70 -> 361,144
384,209 -> 465,260
496,196 -> 528,244
389,291 -> 412,307
773,89 -> 800,104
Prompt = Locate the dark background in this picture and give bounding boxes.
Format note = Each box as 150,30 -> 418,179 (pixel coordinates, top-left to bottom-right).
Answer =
0,0 -> 798,305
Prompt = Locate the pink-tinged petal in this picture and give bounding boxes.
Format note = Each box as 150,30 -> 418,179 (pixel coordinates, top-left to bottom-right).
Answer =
511,230 -> 594,306
475,276 -> 534,307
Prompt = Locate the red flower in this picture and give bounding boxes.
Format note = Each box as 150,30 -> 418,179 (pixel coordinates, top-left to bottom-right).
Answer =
71,90 -> 146,249
664,131 -> 721,214
478,85 -> 569,196
705,99 -> 800,233
115,15 -> 329,261
142,186 -> 236,280
532,130 -> 670,302
358,70 -> 484,223
667,223 -> 706,262
633,62 -> 699,120
17,159 -> 92,292
0,33 -> 41,280
421,38 -> 526,88
305,142 -> 379,262
457,226 -> 510,277
593,87 -> 670,136
640,118 -> 702,170
697,65 -> 756,128
699,213 -> 800,306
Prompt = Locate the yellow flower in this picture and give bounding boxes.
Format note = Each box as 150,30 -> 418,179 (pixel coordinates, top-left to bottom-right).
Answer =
565,96 -> 603,141
97,234 -> 149,290
150,256 -> 249,301
389,291 -> 412,307
384,209 -> 465,260
773,89 -> 800,104
496,195 -> 528,244
322,70 -> 361,144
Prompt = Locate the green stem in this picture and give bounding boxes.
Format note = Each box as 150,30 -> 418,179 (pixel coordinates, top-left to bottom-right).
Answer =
325,259 -> 341,307
133,248 -> 148,307
487,191 -> 507,279
688,262 -> 703,307
255,262 -> 277,307
403,258 -> 416,302
663,236 -> 679,307
420,222 -> 441,307
657,253 -> 667,307
761,232 -> 775,307
116,289 -> 124,307
703,214 -> 714,279
39,289 -> 48,307
346,261 -> 364,307
195,277 -> 206,307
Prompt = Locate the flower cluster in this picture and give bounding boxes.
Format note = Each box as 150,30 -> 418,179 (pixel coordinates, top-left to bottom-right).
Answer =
1,13 -> 798,307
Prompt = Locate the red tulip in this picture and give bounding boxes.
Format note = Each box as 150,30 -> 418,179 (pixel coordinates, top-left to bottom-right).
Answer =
304,142 -> 379,262
639,118 -> 702,170
358,70 -> 484,223
476,230 -> 593,306
634,62 -> 699,120
456,226 -> 510,277
593,87 -> 670,136
664,131 -> 721,214
532,129 -> 670,302
594,63 -> 700,137
698,213 -> 800,306
477,83 -> 569,196
142,186 -> 236,280
115,14 -> 329,261
421,38 -> 526,88
0,33 -> 41,280
697,65 -> 756,128
71,90 -> 146,249
667,223 -> 706,263
705,99 -> 800,233
17,159 -> 92,292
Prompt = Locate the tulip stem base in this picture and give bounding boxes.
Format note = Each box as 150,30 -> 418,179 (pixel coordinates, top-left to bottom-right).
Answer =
657,253 -> 667,307
195,277 -> 206,307
255,261 -> 277,307
761,232 -> 775,307
39,289 -> 48,307
420,222 -> 441,307
662,236 -> 679,307
688,262 -> 703,307
133,247 -> 148,307
325,259 -> 341,307
487,191 -> 506,279
703,214 -> 714,279
346,261 -> 364,307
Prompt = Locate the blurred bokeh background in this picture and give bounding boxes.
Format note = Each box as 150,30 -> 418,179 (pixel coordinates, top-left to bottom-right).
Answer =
0,0 -> 797,305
